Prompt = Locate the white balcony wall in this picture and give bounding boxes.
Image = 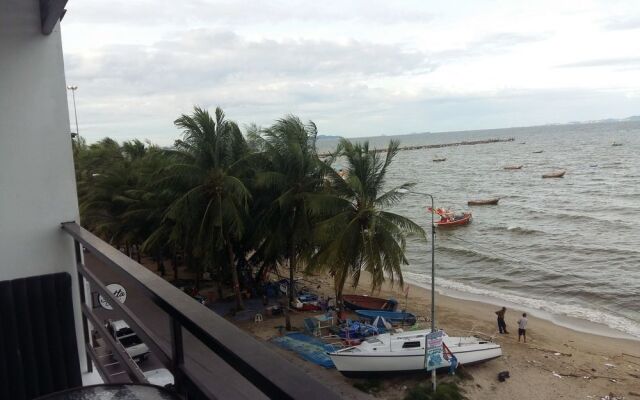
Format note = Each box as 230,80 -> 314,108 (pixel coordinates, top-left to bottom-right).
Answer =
0,0 -> 85,369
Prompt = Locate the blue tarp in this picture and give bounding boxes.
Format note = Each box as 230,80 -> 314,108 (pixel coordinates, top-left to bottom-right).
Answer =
270,333 -> 335,368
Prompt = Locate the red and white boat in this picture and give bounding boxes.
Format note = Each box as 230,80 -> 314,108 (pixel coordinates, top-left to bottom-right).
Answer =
429,208 -> 472,227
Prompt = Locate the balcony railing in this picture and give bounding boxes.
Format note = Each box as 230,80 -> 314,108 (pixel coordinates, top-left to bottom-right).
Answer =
61,222 -> 339,400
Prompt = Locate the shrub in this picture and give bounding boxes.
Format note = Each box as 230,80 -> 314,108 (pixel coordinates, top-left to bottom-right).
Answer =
404,381 -> 466,400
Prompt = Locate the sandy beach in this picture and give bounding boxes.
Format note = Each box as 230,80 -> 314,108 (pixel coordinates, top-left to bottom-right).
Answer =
231,272 -> 640,400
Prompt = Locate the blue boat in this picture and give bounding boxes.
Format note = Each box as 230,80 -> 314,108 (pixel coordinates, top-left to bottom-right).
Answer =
355,310 -> 417,326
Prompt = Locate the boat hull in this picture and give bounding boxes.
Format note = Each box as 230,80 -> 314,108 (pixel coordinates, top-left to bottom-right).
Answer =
355,310 -> 416,325
542,171 -> 566,178
343,295 -> 397,311
467,198 -> 499,206
435,213 -> 472,227
330,341 -> 502,376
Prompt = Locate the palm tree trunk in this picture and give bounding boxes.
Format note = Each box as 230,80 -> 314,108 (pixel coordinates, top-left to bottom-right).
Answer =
285,243 -> 296,331
334,269 -> 348,318
227,244 -> 244,310
172,249 -> 179,281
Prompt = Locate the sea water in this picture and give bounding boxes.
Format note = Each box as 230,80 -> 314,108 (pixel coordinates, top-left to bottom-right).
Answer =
320,120 -> 640,339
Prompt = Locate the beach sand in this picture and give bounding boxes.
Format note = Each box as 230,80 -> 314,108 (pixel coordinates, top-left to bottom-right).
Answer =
233,272 -> 640,400
141,259 -> 639,399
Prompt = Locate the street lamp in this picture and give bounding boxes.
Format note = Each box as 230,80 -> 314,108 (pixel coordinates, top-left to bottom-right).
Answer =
66,85 -> 79,137
399,188 -> 437,391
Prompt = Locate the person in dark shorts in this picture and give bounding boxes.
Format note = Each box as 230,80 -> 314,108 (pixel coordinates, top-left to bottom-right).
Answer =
517,313 -> 528,342
495,307 -> 508,334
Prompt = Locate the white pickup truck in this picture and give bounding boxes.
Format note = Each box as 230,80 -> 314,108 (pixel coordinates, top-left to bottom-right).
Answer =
106,319 -> 150,363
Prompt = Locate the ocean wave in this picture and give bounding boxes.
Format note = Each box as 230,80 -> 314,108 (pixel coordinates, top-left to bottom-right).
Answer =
505,225 -> 543,235
437,245 -> 505,264
402,272 -> 640,339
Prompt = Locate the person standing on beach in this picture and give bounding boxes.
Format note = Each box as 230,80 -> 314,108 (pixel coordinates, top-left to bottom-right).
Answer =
495,307 -> 508,334
517,313 -> 528,342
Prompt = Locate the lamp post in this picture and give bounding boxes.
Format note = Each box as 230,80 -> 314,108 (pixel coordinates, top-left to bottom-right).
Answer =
66,85 -> 79,137
399,189 -> 436,391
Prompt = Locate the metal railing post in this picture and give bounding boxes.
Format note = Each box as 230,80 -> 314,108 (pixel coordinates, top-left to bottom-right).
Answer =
74,239 -> 93,373
170,317 -> 185,393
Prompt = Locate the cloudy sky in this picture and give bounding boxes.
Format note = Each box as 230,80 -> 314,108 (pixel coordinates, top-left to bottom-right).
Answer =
62,0 -> 640,145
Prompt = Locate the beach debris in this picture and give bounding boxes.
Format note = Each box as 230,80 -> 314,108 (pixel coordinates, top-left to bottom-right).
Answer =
552,371 -> 563,379
605,363 -> 617,368
531,346 -> 572,356
497,371 -> 510,382
554,352 -> 561,356
599,393 -> 623,400
629,391 -> 640,397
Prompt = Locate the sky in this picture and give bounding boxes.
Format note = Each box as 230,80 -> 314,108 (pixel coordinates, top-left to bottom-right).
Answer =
62,0 -> 640,146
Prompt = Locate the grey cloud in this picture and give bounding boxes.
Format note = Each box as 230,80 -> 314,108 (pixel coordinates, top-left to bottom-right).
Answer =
431,31 -> 548,61
557,57 -> 640,69
602,16 -> 640,31
66,29 -> 434,95
67,0 -> 432,27
64,29 -> 435,143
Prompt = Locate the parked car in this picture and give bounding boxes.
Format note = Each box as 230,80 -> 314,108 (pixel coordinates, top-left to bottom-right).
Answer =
143,368 -> 175,388
106,319 -> 150,363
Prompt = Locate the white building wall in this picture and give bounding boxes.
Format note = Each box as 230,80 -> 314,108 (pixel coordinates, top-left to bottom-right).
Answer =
0,0 -> 86,369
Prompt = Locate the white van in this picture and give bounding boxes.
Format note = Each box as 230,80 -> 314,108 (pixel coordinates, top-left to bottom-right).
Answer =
106,319 -> 150,363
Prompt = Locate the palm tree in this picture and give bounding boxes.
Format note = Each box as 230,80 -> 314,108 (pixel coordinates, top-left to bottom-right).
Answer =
163,106 -> 251,310
310,139 -> 426,309
255,116 -> 329,329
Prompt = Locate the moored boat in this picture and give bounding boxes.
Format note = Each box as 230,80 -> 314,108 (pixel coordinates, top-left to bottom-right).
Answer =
343,295 -> 398,312
328,329 -> 502,377
542,170 -> 566,178
435,213 -> 472,227
467,198 -> 500,206
503,165 -> 523,170
355,310 -> 417,326
429,208 -> 472,227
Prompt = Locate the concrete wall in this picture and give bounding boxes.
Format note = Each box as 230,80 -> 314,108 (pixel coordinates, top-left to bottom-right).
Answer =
0,0 -> 86,370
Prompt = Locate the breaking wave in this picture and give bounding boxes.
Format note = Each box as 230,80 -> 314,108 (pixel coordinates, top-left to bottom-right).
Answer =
402,272 -> 640,339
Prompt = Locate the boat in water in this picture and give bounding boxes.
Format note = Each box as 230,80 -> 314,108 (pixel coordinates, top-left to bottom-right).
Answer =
503,165 -> 523,170
612,142 -> 623,146
468,198 -> 500,206
355,310 -> 417,326
532,150 -> 544,153
432,158 -> 446,162
343,295 -> 398,312
328,329 -> 502,377
542,170 -> 566,178
429,208 -> 472,227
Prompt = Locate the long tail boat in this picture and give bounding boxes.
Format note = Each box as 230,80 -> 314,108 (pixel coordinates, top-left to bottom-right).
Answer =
343,295 -> 398,311
542,170 -> 566,178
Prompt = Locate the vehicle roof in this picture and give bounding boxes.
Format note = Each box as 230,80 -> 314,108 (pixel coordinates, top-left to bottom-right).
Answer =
109,319 -> 130,331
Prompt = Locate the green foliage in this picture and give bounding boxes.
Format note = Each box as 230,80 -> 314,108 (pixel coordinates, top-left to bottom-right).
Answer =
72,105 -> 426,314
308,138 -> 426,304
404,382 -> 467,400
353,379 -> 383,394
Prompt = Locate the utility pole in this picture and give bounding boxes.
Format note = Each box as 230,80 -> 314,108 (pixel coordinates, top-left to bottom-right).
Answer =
399,189 -> 437,392
66,85 -> 79,137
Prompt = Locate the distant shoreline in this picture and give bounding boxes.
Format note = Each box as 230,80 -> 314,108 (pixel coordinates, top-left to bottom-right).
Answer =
319,137 -> 514,157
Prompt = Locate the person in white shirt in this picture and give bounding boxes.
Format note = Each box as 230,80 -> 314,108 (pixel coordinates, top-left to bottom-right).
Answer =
517,313 -> 528,343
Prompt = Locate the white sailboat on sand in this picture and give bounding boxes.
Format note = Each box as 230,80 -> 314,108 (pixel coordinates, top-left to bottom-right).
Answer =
328,329 -> 501,377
